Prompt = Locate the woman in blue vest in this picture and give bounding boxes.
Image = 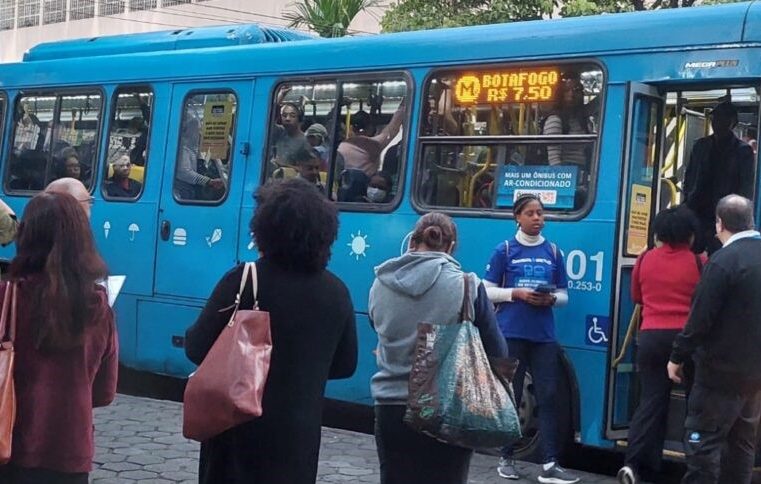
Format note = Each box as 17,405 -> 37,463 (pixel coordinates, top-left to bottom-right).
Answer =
483,193 -> 579,484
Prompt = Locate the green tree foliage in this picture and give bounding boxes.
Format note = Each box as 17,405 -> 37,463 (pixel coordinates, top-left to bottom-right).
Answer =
284,0 -> 381,37
381,0 -> 746,32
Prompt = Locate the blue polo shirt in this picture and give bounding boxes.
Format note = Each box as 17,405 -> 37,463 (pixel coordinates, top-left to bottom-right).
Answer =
484,238 -> 567,343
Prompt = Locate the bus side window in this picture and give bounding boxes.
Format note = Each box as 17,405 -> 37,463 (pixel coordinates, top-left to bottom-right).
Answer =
418,63 -> 603,213
5,91 -> 103,193
173,92 -> 237,203
264,77 -> 409,206
102,88 -> 153,200
7,95 -> 54,192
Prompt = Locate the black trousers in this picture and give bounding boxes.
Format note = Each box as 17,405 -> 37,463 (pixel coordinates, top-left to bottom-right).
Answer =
682,383 -> 761,484
625,329 -> 686,475
0,466 -> 88,484
374,405 -> 473,484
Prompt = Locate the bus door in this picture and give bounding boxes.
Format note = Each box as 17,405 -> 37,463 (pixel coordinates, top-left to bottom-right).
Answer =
154,81 -> 253,300
606,83 -> 665,441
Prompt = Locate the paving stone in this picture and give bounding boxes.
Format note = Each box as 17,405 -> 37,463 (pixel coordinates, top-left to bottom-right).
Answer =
93,394 -> 617,483
119,469 -> 159,480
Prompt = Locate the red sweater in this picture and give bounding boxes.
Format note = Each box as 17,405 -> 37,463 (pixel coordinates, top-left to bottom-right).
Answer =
8,280 -> 118,473
632,244 -> 706,331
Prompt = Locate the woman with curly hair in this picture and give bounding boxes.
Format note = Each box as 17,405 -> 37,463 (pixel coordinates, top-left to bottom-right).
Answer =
185,178 -> 358,484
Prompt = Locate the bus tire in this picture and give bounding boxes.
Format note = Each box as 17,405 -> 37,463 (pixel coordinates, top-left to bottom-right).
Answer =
512,357 -> 576,463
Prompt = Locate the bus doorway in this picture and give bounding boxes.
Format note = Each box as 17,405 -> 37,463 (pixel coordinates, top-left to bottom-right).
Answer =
153,82 -> 253,300
606,83 -> 760,455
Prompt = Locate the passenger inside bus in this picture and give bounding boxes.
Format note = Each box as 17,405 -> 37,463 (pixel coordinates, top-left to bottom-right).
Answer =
123,93 -> 150,166
8,151 -> 46,191
13,106 -> 42,154
269,87 -> 310,170
105,155 -> 142,198
337,98 -> 405,178
292,146 -> 325,194
62,150 -> 82,180
544,77 -> 596,165
364,171 -> 393,203
174,116 -> 225,201
683,101 -> 754,254
305,123 -> 330,170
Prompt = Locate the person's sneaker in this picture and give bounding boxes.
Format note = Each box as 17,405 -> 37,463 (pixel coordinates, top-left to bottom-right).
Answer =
537,462 -> 581,484
616,465 -> 638,484
497,457 -> 520,479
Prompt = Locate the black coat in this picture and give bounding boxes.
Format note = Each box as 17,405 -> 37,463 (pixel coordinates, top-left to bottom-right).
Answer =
671,236 -> 761,393
185,258 -> 358,484
683,134 -> 754,225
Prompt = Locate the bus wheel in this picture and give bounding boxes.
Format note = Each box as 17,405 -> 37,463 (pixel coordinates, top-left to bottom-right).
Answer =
512,369 -> 574,463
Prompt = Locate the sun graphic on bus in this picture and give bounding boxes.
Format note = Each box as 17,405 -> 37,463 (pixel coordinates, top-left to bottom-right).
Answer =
348,231 -> 370,260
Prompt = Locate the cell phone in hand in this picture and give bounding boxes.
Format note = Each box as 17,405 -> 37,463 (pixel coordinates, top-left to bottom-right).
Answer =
534,284 -> 556,294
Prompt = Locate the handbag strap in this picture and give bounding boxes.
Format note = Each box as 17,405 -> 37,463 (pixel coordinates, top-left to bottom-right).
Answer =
0,282 -> 15,342
460,273 -> 475,323
236,262 -> 259,308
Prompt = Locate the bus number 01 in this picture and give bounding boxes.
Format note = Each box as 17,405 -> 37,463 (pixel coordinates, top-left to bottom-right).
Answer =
566,250 -> 604,282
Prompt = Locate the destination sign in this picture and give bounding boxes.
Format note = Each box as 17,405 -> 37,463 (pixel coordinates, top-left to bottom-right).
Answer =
453,68 -> 560,105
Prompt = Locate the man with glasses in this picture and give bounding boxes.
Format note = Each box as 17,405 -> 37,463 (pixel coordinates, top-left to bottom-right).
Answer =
45,178 -> 93,219
683,101 -> 755,254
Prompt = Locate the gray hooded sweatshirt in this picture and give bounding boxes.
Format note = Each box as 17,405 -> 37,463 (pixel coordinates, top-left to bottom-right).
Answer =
369,251 -> 507,405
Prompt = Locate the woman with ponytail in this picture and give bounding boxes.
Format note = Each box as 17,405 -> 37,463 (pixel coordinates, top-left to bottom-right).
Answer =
369,212 -> 508,484
0,192 -> 117,484
483,194 -> 580,484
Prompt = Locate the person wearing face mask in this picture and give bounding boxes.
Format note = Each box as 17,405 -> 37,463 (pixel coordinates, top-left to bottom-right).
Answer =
683,101 -> 754,254
482,194 -> 579,484
365,172 -> 393,204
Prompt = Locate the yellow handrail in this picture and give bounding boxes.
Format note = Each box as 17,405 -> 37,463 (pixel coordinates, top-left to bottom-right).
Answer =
612,305 -> 641,368
661,177 -> 678,207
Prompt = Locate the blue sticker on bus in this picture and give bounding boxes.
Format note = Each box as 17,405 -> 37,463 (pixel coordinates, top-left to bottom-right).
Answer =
496,165 -> 578,209
585,315 -> 610,346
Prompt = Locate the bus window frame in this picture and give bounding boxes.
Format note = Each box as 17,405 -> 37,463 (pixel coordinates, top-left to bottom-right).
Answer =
101,84 -> 154,203
171,88 -> 239,207
412,59 -> 607,222
264,71 -> 414,213
4,86 -> 106,196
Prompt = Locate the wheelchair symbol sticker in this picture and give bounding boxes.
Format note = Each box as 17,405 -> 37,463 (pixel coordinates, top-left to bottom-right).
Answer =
585,315 -> 610,346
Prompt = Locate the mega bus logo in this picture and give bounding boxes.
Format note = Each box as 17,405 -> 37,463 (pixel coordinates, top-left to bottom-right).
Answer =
684,60 -> 739,69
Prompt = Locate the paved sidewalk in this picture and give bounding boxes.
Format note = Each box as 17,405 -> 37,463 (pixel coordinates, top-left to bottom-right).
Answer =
92,394 -> 617,483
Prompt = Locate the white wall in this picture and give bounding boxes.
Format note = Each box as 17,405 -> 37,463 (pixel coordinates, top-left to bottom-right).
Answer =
0,0 -> 385,62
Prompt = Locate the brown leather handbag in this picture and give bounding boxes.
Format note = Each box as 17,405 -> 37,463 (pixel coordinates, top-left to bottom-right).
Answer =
0,282 -> 17,464
183,263 -> 272,442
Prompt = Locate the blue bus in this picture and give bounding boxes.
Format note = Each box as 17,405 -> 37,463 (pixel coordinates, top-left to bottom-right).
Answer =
0,3 -> 759,459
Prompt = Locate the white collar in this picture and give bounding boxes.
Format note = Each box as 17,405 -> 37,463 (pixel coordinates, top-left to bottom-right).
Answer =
723,230 -> 761,247
516,229 -> 545,247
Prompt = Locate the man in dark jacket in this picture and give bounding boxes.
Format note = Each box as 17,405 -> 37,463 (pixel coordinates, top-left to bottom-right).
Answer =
105,155 -> 142,198
668,194 -> 761,484
683,101 -> 755,254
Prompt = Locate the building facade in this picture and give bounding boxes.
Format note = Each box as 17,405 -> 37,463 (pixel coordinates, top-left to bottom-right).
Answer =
0,0 -> 385,62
